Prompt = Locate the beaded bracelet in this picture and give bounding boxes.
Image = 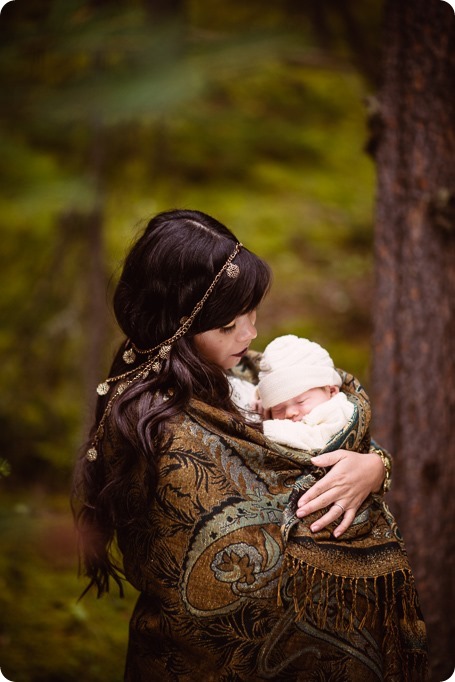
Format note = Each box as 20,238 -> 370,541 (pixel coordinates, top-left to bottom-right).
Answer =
370,446 -> 392,493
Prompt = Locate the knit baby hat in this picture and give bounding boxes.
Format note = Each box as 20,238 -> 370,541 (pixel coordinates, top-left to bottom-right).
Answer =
257,335 -> 342,410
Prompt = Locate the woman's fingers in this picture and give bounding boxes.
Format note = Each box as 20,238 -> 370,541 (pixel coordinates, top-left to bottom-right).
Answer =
295,449 -> 386,537
296,484 -> 341,516
297,498 -> 355,538
297,450 -> 384,512
333,509 -> 356,538
307,503 -> 355,537
296,455 -> 347,511
296,451 -> 345,509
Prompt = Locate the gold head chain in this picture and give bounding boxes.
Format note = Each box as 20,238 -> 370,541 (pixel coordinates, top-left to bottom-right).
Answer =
86,243 -> 242,461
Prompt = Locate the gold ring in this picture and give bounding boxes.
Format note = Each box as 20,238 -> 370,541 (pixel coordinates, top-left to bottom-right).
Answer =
333,502 -> 345,514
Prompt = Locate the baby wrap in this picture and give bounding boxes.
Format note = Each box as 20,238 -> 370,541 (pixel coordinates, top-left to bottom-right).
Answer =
102,353 -> 427,681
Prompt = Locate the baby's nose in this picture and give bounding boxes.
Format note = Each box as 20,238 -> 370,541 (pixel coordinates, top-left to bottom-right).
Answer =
285,405 -> 299,420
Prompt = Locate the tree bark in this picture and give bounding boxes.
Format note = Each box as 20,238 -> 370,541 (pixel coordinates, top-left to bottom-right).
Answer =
372,1 -> 455,680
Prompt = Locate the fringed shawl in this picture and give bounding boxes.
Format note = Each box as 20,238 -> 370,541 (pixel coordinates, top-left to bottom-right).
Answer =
276,370 -> 411,630
103,356 -> 428,681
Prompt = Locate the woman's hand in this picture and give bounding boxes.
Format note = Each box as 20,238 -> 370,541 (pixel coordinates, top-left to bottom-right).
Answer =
295,449 -> 385,538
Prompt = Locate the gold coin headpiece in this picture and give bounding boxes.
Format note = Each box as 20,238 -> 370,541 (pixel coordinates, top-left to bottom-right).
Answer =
86,242 -> 242,461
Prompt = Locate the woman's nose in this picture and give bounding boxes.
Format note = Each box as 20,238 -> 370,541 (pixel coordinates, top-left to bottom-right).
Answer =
238,316 -> 257,342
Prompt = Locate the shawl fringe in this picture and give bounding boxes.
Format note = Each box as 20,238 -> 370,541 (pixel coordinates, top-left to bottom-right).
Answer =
278,553 -> 422,634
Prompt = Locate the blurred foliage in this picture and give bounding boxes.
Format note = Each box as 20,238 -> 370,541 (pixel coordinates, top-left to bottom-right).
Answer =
0,1 -> 383,677
0,493 -> 137,681
0,0 -> 381,488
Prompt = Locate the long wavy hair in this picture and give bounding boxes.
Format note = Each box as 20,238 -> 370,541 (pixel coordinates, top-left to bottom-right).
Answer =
72,209 -> 272,597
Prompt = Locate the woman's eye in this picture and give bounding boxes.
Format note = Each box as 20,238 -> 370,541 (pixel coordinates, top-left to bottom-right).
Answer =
220,323 -> 236,334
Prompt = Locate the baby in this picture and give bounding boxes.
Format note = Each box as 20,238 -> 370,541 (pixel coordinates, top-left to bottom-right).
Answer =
257,335 -> 354,451
228,334 -> 354,451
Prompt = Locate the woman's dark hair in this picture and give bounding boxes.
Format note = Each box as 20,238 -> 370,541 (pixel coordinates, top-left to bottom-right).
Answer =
72,209 -> 271,597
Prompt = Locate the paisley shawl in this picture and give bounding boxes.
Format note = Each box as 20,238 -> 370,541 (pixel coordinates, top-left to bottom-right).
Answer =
102,354 -> 428,681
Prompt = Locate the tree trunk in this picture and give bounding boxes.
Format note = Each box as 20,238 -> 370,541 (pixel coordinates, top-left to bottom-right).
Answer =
372,1 -> 455,680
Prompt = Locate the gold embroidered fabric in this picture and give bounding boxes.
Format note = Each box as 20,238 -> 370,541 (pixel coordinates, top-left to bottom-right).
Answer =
102,354 -> 427,681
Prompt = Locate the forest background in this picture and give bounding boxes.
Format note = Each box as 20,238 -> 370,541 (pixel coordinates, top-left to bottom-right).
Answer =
0,1 -> 453,681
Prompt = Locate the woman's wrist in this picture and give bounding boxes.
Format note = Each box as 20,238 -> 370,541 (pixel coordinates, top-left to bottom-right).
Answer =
369,445 -> 392,493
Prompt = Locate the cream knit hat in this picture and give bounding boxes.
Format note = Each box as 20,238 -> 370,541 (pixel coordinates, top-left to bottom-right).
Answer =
258,335 -> 342,409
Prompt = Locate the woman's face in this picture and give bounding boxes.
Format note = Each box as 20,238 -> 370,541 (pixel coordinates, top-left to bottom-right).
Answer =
193,311 -> 258,370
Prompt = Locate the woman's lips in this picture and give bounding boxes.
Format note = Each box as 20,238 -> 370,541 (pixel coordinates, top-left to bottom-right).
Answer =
232,347 -> 249,357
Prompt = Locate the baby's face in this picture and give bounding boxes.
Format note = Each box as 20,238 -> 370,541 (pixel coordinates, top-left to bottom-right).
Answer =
270,386 -> 332,421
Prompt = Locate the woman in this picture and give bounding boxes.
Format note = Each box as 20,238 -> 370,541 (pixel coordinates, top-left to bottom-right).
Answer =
73,209 -> 427,681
